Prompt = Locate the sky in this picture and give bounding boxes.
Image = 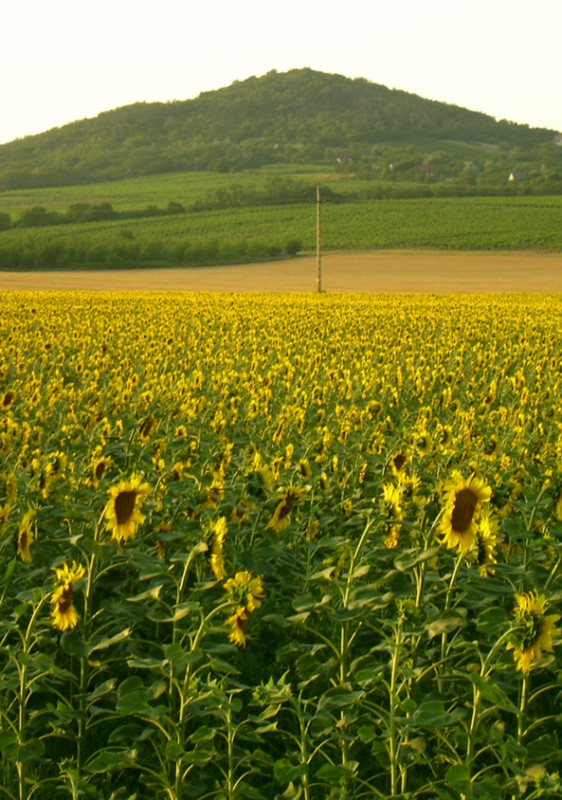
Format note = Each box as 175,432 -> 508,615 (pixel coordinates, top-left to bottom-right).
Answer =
1,0 -> 561,145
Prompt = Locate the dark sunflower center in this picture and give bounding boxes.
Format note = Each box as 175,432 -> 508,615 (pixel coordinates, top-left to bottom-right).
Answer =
393,454 -> 406,471
140,418 -> 156,438
19,530 -> 28,549
114,491 -> 137,525
520,614 -> 542,649
451,488 -> 477,533
278,491 -> 297,521
95,460 -> 106,480
477,536 -> 488,565
59,584 -> 74,614
3,391 -> 14,407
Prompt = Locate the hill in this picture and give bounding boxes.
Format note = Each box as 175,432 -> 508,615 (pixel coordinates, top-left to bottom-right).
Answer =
0,68 -> 559,191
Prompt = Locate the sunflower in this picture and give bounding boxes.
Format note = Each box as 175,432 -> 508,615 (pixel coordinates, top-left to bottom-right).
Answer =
2,472 -> 17,505
0,504 -> 10,532
50,561 -> 86,632
266,487 -> 302,532
230,497 -> 254,526
92,455 -> 112,486
53,560 -> 86,585
390,451 -> 409,477
16,510 -> 35,563
381,483 -> 404,548
86,446 -> 113,488
209,516 -> 228,581
2,390 -> 15,410
507,592 -> 560,673
438,472 -> 491,553
257,466 -> 275,492
474,510 -> 499,576
39,462 -> 53,499
225,607 -> 251,647
104,475 -> 150,544
223,570 -> 265,647
139,416 -> 158,443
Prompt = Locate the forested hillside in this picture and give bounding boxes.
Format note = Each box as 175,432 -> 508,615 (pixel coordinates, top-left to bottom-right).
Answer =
1,68 -> 560,191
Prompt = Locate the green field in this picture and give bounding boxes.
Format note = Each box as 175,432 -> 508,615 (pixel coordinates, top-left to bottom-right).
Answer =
1,170 -> 561,269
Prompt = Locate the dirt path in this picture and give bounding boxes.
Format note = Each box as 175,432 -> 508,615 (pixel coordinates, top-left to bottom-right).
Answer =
1,250 -> 562,292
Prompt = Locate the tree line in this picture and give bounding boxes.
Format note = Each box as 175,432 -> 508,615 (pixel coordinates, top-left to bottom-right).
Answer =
0,201 -> 186,231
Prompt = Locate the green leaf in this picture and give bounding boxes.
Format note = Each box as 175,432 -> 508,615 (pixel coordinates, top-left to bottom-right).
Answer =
476,605 -> 509,634
255,721 -> 278,734
287,611 -> 310,623
190,726 -> 216,744
317,689 -> 364,710
116,676 -> 152,715
164,642 -> 188,668
348,584 -> 391,611
126,583 -> 164,602
61,629 -> 90,657
399,697 -> 417,715
445,763 -> 471,787
315,762 -> 359,780
394,546 -> 440,572
274,759 -> 308,785
309,566 -> 336,580
108,723 -> 154,744
425,611 -> 466,639
17,738 -> 45,762
0,731 -> 18,761
358,725 -> 377,743
85,749 -> 136,773
1,557 -> 16,586
88,627 -> 131,654
164,740 -> 184,760
527,733 -> 560,760
181,748 -> 215,764
354,661 -> 384,685
348,564 -> 370,580
168,601 -> 198,622
470,674 -> 516,712
414,700 -> 466,728
209,656 -> 241,675
292,593 -> 331,613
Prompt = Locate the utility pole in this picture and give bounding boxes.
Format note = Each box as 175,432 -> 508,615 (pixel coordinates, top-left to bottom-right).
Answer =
316,184 -> 322,292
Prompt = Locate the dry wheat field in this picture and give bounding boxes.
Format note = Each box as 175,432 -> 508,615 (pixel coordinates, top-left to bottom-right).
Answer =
1,250 -> 562,292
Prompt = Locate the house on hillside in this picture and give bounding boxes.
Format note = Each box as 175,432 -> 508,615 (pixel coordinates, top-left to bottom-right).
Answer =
554,134 -> 562,146
418,164 -> 434,177
336,151 -> 353,164
509,171 -> 528,181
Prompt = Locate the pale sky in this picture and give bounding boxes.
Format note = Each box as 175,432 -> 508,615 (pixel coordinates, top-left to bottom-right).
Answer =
1,0 -> 560,146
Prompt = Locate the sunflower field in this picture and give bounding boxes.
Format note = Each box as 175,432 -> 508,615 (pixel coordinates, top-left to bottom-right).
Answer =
1,291 -> 561,800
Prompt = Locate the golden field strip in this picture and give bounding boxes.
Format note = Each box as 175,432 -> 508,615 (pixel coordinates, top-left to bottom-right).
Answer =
1,249 -> 562,292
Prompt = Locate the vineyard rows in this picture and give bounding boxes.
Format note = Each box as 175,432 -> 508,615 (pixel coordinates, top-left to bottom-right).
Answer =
0,195 -> 561,270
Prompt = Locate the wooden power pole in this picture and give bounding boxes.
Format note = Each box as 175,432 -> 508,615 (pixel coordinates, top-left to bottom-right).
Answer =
316,184 -> 322,292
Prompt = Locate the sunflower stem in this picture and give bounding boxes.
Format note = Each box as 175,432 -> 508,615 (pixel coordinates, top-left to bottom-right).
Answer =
439,552 -> 464,681
511,673 -> 529,800
388,620 -> 402,797
76,553 -> 96,773
16,594 -> 48,800
226,701 -> 235,800
517,673 -> 529,747
544,553 -> 561,591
